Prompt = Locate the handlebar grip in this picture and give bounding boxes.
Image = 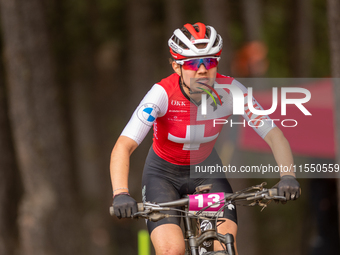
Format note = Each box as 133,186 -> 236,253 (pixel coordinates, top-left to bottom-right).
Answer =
137,203 -> 144,212
268,187 -> 301,196
109,203 -> 144,217
268,188 -> 278,196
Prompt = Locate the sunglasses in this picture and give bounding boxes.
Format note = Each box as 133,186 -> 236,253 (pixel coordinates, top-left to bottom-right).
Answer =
176,57 -> 220,71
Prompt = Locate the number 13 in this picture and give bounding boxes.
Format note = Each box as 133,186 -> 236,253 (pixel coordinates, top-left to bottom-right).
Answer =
195,194 -> 220,208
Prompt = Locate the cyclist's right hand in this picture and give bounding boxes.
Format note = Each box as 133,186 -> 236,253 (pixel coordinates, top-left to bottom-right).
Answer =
112,193 -> 138,218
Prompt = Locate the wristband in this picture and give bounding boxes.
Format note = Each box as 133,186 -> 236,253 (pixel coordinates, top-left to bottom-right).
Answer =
113,187 -> 129,193
113,192 -> 130,200
281,175 -> 296,179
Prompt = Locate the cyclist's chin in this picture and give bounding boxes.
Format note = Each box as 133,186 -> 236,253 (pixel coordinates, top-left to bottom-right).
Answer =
190,87 -> 205,94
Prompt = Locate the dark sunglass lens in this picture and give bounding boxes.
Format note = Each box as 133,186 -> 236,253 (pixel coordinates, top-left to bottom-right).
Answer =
203,58 -> 218,69
183,59 -> 200,70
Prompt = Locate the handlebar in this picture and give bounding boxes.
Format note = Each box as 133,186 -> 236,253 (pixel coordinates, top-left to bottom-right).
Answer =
110,184 -> 286,218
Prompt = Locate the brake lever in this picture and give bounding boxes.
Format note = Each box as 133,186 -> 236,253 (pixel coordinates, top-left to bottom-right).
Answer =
247,193 -> 286,211
253,182 -> 267,191
132,211 -> 167,222
132,212 -> 148,218
264,195 -> 287,201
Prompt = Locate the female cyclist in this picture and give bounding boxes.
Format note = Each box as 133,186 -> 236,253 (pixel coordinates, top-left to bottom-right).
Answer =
110,22 -> 300,255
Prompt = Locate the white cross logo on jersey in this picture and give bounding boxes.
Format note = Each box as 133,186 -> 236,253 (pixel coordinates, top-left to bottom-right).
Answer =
168,125 -> 219,150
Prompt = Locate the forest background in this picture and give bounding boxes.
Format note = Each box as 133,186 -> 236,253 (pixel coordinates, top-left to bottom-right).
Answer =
0,0 -> 340,255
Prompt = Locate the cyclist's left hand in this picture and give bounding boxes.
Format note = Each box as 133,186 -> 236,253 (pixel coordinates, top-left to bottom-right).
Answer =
277,175 -> 301,200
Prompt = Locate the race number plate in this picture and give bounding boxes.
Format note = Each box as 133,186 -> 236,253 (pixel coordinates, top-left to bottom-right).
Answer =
188,192 -> 225,217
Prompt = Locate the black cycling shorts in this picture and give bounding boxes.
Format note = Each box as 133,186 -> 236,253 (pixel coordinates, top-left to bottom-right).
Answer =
141,146 -> 238,234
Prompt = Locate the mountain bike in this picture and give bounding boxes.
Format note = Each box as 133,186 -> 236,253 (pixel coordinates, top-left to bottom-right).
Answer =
110,182 -> 287,255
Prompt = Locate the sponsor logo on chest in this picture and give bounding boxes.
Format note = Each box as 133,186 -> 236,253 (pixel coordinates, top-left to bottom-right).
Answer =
171,100 -> 186,107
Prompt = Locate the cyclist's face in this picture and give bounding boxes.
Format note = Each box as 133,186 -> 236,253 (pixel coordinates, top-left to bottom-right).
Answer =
172,60 -> 217,96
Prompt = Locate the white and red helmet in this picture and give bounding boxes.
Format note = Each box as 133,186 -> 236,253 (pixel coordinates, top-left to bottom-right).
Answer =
168,22 -> 223,60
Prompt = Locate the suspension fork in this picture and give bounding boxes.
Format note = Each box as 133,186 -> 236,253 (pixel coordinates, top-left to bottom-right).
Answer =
183,210 -> 216,254
198,218 -> 216,252
183,207 -> 199,255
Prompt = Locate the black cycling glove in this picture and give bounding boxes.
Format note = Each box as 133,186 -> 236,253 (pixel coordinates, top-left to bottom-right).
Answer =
112,193 -> 138,218
277,175 -> 301,200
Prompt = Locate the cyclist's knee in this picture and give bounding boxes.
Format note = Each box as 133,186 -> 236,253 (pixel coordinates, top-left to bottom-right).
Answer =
153,237 -> 185,255
151,224 -> 185,255
155,246 -> 185,255
217,218 -> 237,236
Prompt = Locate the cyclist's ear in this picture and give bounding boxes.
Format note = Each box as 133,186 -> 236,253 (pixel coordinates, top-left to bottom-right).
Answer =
172,61 -> 182,76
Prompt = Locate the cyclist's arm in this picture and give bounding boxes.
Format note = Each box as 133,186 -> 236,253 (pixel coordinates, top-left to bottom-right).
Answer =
110,84 -> 168,195
264,127 -> 295,177
110,136 -> 138,195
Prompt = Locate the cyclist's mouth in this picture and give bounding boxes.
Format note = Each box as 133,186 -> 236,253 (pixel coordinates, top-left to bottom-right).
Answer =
196,78 -> 210,85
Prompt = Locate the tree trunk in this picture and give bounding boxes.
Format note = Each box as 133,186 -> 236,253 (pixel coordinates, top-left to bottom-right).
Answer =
0,71 -> 22,254
165,0 -> 184,35
239,0 -> 270,82
327,0 -> 340,243
0,0 -> 90,254
291,0 -> 313,77
241,0 -> 262,42
164,0 -> 184,77
126,0 -> 155,105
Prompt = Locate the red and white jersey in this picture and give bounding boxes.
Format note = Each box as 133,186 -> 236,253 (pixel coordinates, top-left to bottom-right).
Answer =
121,73 -> 275,165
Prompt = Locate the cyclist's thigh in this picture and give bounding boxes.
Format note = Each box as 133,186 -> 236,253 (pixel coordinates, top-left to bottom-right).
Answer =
141,172 -> 182,234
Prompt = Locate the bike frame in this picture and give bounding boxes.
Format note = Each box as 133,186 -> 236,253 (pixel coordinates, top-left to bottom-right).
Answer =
185,188 -> 235,255
153,185 -> 235,255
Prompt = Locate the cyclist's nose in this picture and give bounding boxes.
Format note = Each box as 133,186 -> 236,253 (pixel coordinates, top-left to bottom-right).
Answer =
197,63 -> 208,73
